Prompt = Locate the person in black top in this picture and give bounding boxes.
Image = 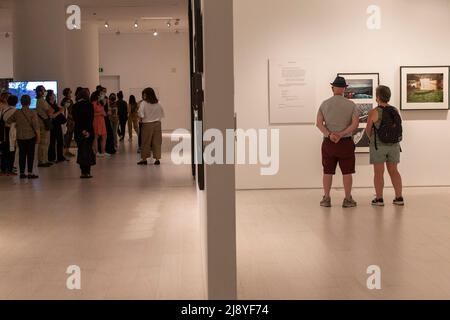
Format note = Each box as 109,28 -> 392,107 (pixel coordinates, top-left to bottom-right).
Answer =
72,88 -> 95,179
47,90 -> 67,163
117,91 -> 128,141
61,88 -> 75,158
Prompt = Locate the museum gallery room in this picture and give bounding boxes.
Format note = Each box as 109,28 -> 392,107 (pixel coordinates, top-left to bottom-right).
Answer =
1,0 -> 450,301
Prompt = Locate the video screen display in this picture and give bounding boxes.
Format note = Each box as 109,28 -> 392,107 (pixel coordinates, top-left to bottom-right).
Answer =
8,81 -> 58,109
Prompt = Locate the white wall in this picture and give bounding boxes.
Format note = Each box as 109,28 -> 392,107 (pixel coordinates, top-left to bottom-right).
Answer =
0,37 -> 13,78
99,33 -> 191,131
234,0 -> 450,189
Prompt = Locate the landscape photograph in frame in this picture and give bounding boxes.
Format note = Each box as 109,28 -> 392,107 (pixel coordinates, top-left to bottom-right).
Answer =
338,73 -> 380,153
401,66 -> 450,110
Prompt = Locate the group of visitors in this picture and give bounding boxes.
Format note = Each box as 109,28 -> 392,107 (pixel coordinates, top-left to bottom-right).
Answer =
317,76 -> 404,208
0,85 -> 164,179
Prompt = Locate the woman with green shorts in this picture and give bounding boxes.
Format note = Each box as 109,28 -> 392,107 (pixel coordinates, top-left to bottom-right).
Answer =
366,85 -> 404,207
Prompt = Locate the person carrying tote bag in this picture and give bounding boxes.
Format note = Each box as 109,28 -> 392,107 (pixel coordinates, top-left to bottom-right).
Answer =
7,95 -> 40,179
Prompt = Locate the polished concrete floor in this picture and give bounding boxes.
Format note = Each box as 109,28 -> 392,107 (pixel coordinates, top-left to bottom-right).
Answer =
2,138 -> 450,300
237,187 -> 450,300
0,136 -> 205,300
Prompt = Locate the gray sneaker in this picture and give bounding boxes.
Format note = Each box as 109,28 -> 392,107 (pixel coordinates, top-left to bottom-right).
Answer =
320,196 -> 332,208
342,197 -> 357,208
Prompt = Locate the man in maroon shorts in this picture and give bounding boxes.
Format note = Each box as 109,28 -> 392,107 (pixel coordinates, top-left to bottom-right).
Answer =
316,76 -> 359,208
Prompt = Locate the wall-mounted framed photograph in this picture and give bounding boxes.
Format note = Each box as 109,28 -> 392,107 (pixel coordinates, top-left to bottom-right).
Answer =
338,73 -> 380,153
400,66 -> 450,110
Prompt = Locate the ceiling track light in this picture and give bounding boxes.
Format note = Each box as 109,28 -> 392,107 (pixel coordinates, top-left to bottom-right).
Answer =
167,21 -> 172,28
104,21 -> 109,28
175,19 -> 180,26
134,20 -> 139,28
153,30 -> 158,36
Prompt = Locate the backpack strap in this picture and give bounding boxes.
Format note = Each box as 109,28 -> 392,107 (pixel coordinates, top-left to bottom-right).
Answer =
372,107 -> 381,151
372,123 -> 378,151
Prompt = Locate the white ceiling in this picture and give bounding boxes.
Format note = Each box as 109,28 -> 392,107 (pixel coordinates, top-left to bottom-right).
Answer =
0,0 -> 188,34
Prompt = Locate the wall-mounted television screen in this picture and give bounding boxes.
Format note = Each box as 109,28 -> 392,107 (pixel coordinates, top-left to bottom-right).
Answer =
8,81 -> 58,109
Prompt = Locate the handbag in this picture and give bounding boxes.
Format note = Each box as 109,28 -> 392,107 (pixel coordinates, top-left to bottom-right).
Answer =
21,109 -> 38,141
54,113 -> 67,126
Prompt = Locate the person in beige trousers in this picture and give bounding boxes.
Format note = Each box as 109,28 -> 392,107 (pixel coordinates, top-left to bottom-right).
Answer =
137,88 -> 165,166
35,85 -> 55,168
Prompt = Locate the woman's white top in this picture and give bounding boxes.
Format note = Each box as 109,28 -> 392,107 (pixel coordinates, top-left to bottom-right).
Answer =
1,106 -> 17,150
138,101 -> 165,123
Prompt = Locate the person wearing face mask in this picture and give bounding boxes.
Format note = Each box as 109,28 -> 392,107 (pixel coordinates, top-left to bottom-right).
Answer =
62,88 -> 76,158
35,85 -> 54,168
47,90 -> 67,163
99,86 -> 116,155
92,90 -> 107,157
108,93 -> 119,150
73,88 -> 96,179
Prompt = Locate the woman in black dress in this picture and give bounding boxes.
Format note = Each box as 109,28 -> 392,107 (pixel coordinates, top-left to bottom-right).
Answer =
97,86 -> 116,155
72,88 -> 96,179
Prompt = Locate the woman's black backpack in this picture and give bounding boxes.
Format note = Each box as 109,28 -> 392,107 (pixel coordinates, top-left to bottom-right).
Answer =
373,106 -> 403,150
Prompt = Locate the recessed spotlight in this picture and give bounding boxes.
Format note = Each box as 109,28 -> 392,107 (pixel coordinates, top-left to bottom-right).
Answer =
167,21 -> 172,28
104,21 -> 109,28
134,21 -> 139,28
153,30 -> 158,36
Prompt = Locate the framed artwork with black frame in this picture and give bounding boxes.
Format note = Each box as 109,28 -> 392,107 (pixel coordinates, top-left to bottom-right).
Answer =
400,66 -> 450,111
337,73 -> 380,153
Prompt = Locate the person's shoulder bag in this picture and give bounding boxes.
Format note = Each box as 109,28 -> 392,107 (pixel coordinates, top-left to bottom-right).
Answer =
21,109 -> 38,140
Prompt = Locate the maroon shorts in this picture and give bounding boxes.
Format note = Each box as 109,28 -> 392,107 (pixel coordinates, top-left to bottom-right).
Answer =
322,138 -> 356,175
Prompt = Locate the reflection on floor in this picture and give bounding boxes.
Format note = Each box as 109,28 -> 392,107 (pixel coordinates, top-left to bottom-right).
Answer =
0,136 -> 205,300
237,187 -> 450,300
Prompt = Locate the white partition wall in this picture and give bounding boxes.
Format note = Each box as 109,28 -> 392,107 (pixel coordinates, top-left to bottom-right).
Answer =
201,0 -> 237,300
234,0 -> 450,190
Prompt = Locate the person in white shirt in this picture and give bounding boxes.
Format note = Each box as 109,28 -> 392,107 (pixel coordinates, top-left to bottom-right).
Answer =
1,93 -> 17,175
137,87 -> 165,166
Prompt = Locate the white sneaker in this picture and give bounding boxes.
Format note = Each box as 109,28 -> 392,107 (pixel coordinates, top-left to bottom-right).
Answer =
97,153 -> 104,158
104,153 -> 112,157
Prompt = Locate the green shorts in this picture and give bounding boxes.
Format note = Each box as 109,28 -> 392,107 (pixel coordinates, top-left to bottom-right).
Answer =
370,143 -> 401,164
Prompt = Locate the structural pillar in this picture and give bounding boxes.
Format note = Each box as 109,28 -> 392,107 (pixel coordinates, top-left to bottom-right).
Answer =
202,0 -> 237,300
65,22 -> 100,91
13,0 -> 67,91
